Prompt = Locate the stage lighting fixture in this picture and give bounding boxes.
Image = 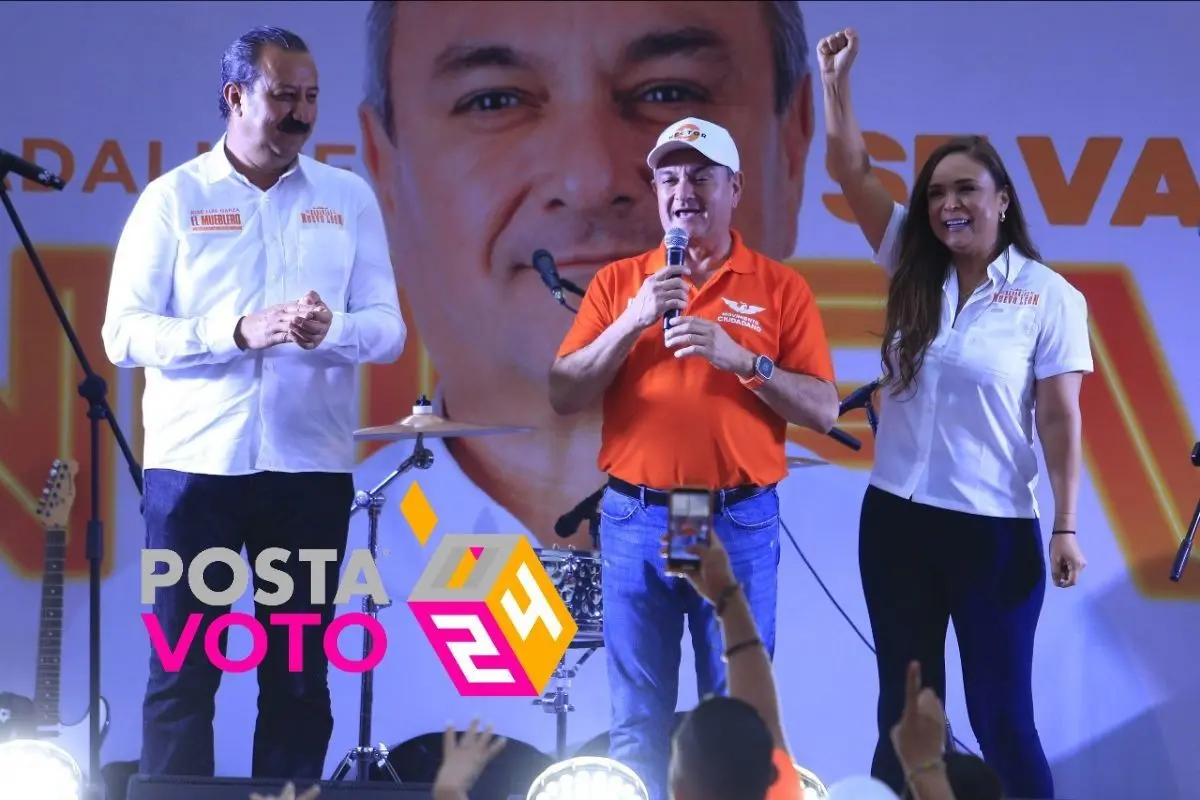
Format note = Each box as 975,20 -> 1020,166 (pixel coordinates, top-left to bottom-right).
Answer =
526,756 -> 649,800
796,762 -> 829,798
0,738 -> 83,800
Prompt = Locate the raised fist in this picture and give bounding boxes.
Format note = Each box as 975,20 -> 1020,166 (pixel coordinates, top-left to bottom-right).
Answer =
817,28 -> 859,85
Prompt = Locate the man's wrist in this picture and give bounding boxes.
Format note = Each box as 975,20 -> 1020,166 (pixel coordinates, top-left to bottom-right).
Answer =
737,350 -> 757,379
616,308 -> 648,338
233,317 -> 248,351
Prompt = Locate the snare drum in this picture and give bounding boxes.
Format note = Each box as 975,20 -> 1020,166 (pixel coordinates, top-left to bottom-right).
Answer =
536,548 -> 604,647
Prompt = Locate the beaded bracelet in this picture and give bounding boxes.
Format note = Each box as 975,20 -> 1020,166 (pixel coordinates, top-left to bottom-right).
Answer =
722,637 -> 763,662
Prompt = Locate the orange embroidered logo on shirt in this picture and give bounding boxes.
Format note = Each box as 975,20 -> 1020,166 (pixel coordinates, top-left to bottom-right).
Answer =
189,208 -> 243,233
300,206 -> 345,227
993,288 -> 1040,306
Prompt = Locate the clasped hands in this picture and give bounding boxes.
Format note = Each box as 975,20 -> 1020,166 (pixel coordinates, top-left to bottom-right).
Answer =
236,290 -> 332,351
625,264 -> 754,376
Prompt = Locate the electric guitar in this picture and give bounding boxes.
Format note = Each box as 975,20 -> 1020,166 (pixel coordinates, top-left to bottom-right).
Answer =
0,459 -> 111,775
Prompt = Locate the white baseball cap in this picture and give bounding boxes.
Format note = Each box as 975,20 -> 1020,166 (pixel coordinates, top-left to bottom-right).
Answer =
646,117 -> 741,173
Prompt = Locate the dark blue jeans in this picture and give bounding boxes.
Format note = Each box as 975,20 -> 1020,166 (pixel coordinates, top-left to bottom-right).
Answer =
858,485 -> 1054,799
599,485 -> 781,800
139,468 -> 354,780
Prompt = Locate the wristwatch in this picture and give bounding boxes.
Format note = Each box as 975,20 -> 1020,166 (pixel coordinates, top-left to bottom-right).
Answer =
740,354 -> 774,391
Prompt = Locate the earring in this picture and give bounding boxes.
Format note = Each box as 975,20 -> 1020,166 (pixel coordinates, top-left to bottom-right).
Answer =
1000,210 -> 1007,222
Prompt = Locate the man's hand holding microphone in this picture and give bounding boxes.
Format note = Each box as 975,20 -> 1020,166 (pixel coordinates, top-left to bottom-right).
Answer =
622,263 -> 690,330
618,262 -> 754,376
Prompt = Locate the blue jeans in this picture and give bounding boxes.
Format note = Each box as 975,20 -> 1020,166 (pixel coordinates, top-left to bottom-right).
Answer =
599,485 -> 781,800
139,469 -> 354,781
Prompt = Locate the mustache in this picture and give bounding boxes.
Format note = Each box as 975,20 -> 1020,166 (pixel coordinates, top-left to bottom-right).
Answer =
279,116 -> 311,134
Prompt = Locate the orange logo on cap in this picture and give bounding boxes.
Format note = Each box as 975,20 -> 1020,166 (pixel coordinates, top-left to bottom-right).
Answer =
671,124 -> 702,142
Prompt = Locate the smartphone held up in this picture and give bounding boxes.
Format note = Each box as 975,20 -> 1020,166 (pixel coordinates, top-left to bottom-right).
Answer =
666,488 -> 713,573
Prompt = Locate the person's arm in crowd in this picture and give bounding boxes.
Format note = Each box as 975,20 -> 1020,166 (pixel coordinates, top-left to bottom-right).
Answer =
671,530 -> 789,754
431,721 -> 507,800
891,662 -> 958,800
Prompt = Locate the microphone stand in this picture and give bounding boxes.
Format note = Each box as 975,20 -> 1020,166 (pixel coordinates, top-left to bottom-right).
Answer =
554,486 -> 605,545
1,168 -> 143,799
552,279 -> 586,314
1169,441 -> 1200,582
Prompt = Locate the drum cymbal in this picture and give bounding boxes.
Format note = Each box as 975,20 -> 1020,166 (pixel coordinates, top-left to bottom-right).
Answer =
353,411 -> 532,441
787,456 -> 830,468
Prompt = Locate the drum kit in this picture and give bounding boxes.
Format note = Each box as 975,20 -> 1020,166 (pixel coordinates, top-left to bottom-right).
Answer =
328,395 -> 832,784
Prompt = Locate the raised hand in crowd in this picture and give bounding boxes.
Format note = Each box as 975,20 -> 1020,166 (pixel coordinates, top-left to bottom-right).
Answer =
890,662 -> 956,800
432,719 -> 508,800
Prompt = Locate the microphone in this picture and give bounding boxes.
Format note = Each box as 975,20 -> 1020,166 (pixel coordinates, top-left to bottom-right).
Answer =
827,427 -> 862,451
554,486 -> 606,540
663,227 -> 688,330
532,249 -> 565,303
0,148 -> 66,191
839,378 -> 883,417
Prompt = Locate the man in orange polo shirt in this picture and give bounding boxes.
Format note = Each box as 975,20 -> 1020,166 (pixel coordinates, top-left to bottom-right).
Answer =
549,116 -> 838,800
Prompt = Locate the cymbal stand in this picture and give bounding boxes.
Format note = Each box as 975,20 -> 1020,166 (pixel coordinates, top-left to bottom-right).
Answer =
533,646 -> 599,761
330,434 -> 434,783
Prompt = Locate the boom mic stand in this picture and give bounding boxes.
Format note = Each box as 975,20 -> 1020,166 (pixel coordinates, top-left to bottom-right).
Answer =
1,156 -> 142,799
1169,441 -> 1200,582
552,278 -> 586,314
554,486 -> 605,544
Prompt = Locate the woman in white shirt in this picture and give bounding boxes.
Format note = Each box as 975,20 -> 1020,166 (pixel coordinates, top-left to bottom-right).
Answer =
817,29 -> 1091,800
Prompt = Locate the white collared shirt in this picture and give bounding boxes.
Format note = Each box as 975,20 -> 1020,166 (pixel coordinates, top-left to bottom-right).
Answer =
102,139 -> 407,476
868,203 -> 1093,518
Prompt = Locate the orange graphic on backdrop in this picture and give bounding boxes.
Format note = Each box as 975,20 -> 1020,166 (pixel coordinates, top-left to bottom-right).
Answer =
1,249 -> 1196,601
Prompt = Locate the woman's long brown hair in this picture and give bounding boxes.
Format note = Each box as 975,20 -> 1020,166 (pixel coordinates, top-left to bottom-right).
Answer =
880,136 -> 1042,395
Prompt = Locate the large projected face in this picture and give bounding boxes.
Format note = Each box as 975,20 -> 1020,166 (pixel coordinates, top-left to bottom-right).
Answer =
360,1 -> 812,394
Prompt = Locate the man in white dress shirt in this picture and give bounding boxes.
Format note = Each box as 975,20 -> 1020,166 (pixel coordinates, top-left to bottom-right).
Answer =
101,26 -> 406,780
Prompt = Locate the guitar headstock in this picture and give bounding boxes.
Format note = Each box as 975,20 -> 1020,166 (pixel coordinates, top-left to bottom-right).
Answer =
35,459 -> 79,531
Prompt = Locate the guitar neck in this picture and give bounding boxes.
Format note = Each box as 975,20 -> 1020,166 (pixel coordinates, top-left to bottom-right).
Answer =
33,525 -> 65,726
